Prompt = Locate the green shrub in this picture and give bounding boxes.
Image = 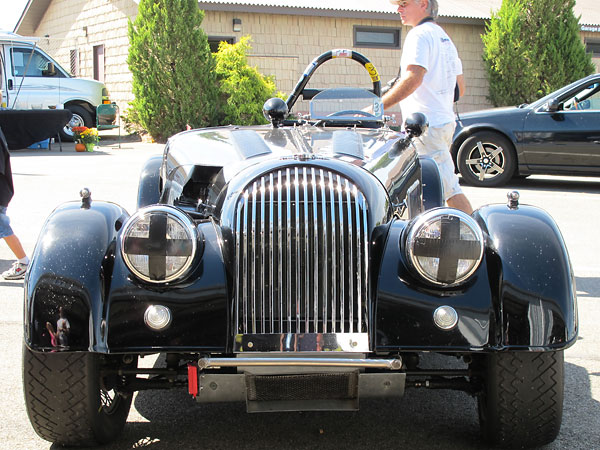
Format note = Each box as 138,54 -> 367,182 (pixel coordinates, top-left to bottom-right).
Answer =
127,0 -> 220,141
482,0 -> 594,106
214,36 -> 282,125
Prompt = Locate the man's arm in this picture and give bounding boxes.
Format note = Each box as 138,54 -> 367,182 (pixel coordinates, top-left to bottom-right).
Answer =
382,65 -> 426,110
456,74 -> 466,98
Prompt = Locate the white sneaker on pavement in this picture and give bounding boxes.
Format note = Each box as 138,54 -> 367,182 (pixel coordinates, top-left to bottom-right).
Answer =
2,262 -> 28,280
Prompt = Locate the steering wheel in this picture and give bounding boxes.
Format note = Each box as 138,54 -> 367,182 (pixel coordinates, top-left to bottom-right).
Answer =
286,49 -> 382,112
327,110 -> 376,118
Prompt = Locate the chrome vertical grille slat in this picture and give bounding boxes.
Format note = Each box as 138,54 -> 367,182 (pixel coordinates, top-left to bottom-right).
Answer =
269,173 -> 274,332
242,191 -> 249,333
303,167 -> 310,333
320,168 -> 328,333
311,168 -> 319,334
347,181 -> 354,333
233,166 -> 369,339
286,168 -> 292,333
329,171 -> 337,333
251,181 -> 257,333
294,167 -> 301,331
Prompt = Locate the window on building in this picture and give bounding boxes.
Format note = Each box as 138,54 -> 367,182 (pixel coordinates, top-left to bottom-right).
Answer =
70,49 -> 79,76
353,26 -> 401,49
208,36 -> 235,53
586,40 -> 600,57
93,44 -> 105,82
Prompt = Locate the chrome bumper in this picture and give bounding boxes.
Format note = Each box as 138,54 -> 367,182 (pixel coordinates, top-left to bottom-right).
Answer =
194,355 -> 405,411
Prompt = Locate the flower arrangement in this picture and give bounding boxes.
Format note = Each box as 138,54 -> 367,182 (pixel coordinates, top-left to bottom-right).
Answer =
71,126 -> 88,144
72,126 -> 99,144
80,127 -> 99,145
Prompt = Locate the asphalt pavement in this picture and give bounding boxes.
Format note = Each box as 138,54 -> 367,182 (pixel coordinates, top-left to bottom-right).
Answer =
0,137 -> 598,449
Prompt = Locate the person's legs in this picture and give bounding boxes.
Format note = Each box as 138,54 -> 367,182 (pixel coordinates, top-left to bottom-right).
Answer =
0,207 -> 29,280
413,123 -> 474,214
447,193 -> 473,215
4,234 -> 27,260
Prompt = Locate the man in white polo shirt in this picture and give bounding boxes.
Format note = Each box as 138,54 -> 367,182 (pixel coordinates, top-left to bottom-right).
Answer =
383,0 -> 473,214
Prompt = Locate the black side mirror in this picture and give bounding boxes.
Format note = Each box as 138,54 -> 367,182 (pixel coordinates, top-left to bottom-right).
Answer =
262,97 -> 289,128
546,98 -> 559,113
404,112 -> 428,138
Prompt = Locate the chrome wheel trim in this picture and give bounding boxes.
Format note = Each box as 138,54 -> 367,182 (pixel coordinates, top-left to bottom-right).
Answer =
63,113 -> 86,138
464,141 -> 506,182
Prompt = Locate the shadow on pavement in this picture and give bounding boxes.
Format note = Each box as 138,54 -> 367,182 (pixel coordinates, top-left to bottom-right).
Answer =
575,276 -> 600,299
87,356 -> 599,449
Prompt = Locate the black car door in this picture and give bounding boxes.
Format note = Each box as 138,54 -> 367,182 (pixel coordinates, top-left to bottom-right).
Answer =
520,78 -> 600,173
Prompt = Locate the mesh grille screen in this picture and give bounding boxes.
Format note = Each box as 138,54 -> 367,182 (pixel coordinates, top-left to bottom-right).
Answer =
246,373 -> 358,401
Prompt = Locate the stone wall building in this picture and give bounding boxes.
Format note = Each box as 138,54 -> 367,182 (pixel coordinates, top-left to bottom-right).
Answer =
13,0 -> 600,117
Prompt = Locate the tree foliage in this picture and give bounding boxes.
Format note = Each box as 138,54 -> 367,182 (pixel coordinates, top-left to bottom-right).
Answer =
127,0 -> 219,141
482,0 -> 594,106
214,36 -> 281,125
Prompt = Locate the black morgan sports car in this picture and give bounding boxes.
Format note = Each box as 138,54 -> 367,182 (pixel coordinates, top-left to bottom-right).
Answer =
23,50 -> 577,448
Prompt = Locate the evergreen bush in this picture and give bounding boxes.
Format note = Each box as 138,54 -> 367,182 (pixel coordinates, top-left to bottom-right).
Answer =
214,36 -> 282,125
127,0 -> 220,141
482,0 -> 594,106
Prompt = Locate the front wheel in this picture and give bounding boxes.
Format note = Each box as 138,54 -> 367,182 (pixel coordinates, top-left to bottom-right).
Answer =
456,132 -> 516,187
23,345 -> 133,446
476,351 -> 564,448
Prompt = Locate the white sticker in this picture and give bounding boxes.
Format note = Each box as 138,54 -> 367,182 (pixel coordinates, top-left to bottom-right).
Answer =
332,49 -> 352,59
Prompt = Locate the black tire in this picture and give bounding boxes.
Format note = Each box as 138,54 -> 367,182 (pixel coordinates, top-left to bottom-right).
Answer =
23,345 -> 133,446
457,132 -> 516,187
477,351 -> 564,448
60,105 -> 93,142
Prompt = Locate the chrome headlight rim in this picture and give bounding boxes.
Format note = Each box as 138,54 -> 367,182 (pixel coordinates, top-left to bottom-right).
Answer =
120,205 -> 198,284
404,207 -> 484,287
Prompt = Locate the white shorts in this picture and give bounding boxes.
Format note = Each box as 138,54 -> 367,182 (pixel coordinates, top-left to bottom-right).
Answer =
412,122 -> 462,201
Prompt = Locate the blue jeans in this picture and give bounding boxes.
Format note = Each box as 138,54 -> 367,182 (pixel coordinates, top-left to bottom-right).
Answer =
0,206 -> 14,239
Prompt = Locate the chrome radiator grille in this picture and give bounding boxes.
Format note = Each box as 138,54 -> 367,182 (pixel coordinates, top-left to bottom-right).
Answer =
233,166 -> 369,335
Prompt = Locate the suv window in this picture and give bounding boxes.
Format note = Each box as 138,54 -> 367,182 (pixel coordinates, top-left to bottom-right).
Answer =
11,47 -> 66,78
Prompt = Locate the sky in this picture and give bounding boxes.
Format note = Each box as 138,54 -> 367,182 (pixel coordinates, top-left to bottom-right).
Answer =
0,0 -> 29,32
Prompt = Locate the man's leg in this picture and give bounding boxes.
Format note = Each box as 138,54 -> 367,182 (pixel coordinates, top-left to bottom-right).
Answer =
447,193 -> 473,215
4,234 -> 27,260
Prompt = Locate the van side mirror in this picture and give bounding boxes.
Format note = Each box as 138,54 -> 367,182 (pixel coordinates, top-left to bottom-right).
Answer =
42,62 -> 56,77
546,98 -> 559,113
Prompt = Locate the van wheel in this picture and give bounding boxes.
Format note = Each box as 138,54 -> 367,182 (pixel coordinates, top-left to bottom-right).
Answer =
61,105 -> 93,142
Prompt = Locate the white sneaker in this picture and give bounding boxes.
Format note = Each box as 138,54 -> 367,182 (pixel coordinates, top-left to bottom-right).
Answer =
2,262 -> 28,280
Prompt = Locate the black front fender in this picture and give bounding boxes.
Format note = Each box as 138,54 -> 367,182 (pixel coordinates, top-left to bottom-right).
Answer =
473,203 -> 577,349
375,203 -> 577,352
24,201 -> 129,352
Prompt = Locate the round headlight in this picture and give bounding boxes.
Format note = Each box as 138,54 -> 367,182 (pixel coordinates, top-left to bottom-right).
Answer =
121,206 -> 198,283
405,208 -> 484,286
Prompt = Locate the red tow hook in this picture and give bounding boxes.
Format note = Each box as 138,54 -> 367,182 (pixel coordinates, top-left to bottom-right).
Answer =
187,363 -> 198,398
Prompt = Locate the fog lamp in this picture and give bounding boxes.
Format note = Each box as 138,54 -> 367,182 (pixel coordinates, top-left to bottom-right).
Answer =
433,306 -> 458,330
144,305 -> 172,330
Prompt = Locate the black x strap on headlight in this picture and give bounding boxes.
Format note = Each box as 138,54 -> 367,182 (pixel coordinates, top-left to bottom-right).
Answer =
404,208 -> 484,286
121,205 -> 200,283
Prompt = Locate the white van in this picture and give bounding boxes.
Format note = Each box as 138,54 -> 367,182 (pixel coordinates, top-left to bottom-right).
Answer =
0,31 -> 113,140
